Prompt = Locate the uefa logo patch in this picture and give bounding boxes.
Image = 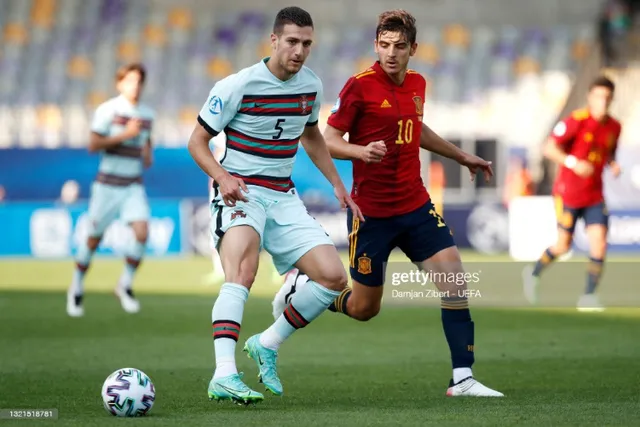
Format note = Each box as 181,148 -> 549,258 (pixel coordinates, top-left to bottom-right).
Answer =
209,96 -> 223,115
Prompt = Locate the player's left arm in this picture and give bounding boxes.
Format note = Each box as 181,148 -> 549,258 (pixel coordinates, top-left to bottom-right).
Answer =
420,122 -> 493,182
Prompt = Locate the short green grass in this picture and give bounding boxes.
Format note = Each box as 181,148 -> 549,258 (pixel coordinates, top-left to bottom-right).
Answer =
0,254 -> 638,426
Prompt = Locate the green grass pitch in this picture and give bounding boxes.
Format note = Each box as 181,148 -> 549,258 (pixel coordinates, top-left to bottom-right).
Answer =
1,251 -> 639,426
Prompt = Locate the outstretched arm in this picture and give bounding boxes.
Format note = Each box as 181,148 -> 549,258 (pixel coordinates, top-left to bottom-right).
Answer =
420,122 -> 493,182
419,122 -> 464,162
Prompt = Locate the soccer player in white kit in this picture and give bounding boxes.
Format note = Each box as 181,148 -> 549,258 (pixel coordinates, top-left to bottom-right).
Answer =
188,7 -> 362,404
67,63 -> 154,317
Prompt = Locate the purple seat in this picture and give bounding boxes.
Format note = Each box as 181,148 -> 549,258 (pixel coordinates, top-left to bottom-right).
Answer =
493,42 -> 517,61
238,11 -> 266,30
215,27 -> 238,49
101,0 -> 126,25
524,27 -> 546,45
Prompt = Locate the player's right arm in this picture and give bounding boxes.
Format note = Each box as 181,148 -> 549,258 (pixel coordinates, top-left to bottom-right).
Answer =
324,78 -> 386,163
188,76 -> 248,207
88,103 -> 142,152
544,114 -> 593,177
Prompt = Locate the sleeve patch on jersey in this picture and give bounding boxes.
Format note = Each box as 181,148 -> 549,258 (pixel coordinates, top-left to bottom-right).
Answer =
208,95 -> 224,115
330,97 -> 340,114
553,122 -> 566,137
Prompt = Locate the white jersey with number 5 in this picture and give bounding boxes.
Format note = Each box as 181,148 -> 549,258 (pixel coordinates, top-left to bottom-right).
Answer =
197,57 -> 323,192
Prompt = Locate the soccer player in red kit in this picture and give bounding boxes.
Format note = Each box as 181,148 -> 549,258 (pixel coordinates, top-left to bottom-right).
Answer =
273,10 -> 503,397
524,76 -> 622,311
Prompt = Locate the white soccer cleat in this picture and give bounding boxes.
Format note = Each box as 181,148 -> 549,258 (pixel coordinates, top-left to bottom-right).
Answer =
576,293 -> 605,312
66,289 -> 84,318
115,287 -> 141,314
446,377 -> 504,397
272,269 -> 308,320
522,264 -> 539,305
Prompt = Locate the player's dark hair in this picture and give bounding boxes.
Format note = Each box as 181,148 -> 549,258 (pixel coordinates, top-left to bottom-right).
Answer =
589,76 -> 615,93
376,9 -> 417,45
273,6 -> 313,35
116,63 -> 146,84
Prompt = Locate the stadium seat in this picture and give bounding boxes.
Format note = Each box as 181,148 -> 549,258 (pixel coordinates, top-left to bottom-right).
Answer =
168,8 -> 192,30
514,57 -> 541,76
0,0 -> 593,148
31,0 -> 56,29
67,56 -> 93,79
254,40 -> 272,60
144,24 -> 166,47
207,58 -> 233,80
117,41 -> 140,62
87,91 -> 108,109
3,22 -> 29,45
415,43 -> 440,66
443,24 -> 470,48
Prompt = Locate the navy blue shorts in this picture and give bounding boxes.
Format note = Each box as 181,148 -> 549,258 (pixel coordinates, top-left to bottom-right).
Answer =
556,198 -> 609,233
347,201 -> 456,286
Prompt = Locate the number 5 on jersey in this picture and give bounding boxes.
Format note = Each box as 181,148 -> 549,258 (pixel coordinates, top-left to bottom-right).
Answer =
396,119 -> 414,144
273,119 -> 286,139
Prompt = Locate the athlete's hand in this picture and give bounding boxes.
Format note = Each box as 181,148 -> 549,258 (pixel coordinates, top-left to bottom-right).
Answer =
122,118 -> 142,139
360,140 -> 387,164
217,173 -> 249,207
459,152 -> 493,182
573,160 -> 594,178
334,185 -> 364,222
609,161 -> 622,178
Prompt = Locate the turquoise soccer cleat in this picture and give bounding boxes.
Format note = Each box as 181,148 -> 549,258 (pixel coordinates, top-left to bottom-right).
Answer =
207,373 -> 264,405
243,334 -> 284,396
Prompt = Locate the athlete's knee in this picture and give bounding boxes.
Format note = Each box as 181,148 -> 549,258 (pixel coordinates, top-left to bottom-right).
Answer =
132,222 -> 149,243
553,239 -> 572,255
223,258 -> 258,288
87,236 -> 101,251
315,265 -> 348,292
590,241 -> 607,258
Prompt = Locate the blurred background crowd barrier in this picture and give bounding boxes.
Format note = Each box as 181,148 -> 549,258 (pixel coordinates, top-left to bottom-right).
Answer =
1,0 -> 640,258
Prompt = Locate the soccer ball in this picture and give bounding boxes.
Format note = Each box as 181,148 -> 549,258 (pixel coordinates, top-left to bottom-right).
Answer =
101,368 -> 155,417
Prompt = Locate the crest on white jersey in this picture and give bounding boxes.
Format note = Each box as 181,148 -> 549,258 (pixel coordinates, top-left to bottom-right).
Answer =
209,96 -> 223,115
300,95 -> 309,113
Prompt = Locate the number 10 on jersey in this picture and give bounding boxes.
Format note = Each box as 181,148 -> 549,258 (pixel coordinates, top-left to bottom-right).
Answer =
396,119 -> 414,144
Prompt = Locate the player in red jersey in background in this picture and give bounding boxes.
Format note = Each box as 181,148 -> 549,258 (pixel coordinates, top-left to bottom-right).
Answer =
273,10 -> 503,397
524,77 -> 622,312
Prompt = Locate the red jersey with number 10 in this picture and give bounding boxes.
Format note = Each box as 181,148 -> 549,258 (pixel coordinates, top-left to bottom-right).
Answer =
550,108 -> 621,208
327,62 -> 429,218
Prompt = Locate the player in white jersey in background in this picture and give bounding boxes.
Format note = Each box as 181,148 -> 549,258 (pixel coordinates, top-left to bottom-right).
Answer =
67,63 -> 154,317
188,7 -> 362,404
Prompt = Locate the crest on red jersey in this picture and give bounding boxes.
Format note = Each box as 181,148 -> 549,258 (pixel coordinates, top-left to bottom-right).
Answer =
583,132 -> 593,143
413,96 -> 424,115
300,95 -> 309,113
